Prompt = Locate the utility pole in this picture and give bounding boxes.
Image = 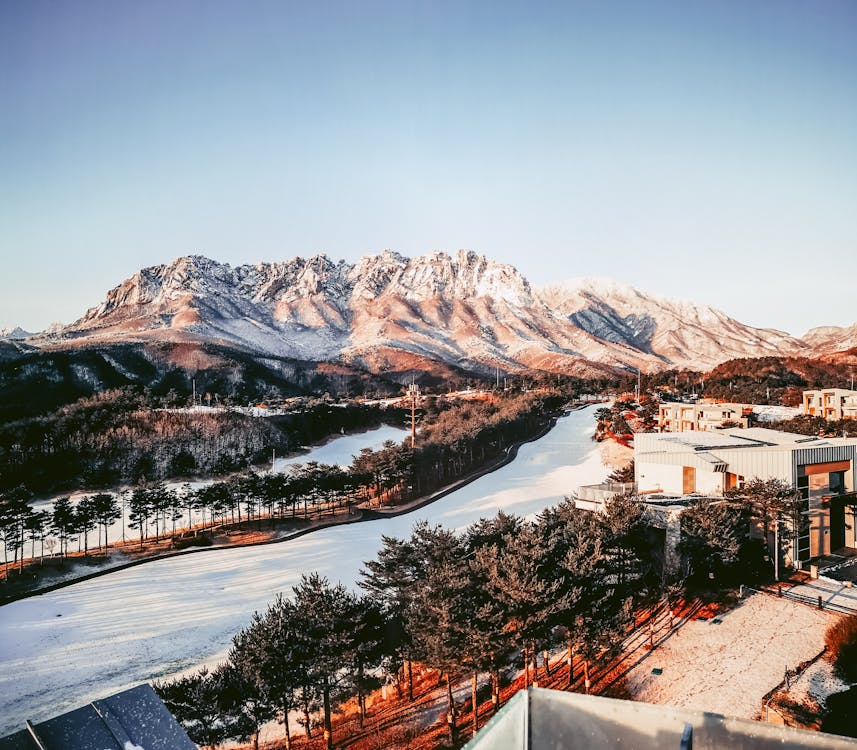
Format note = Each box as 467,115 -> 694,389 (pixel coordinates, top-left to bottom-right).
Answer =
774,518 -> 779,582
408,383 -> 419,448
272,448 -> 276,474
192,378 -> 196,407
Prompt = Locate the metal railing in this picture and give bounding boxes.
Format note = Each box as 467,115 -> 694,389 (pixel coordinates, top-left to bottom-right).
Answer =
744,583 -> 857,617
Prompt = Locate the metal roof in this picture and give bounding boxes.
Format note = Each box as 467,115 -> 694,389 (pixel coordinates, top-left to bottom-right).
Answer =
0,684 -> 195,750
465,688 -> 857,750
640,429 -> 832,453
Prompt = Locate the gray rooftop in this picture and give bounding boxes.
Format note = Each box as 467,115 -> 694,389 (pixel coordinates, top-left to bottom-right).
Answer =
0,684 -> 195,750
465,688 -> 857,750
637,428 -> 830,453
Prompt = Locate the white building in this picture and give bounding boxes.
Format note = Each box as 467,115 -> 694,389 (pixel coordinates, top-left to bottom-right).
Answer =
803,388 -> 857,421
635,428 -> 857,560
657,401 -> 752,432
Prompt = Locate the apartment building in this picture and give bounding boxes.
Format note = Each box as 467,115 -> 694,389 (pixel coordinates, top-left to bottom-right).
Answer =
658,400 -> 752,432
803,388 -> 857,421
635,428 -> 857,561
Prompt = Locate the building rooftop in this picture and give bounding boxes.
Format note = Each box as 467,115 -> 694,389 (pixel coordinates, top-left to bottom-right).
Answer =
465,688 -> 857,750
0,684 -> 195,750
638,428 -> 831,453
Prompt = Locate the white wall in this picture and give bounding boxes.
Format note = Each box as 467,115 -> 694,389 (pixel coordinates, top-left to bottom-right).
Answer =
715,449 -> 793,484
637,463 -> 684,494
695,469 -> 724,495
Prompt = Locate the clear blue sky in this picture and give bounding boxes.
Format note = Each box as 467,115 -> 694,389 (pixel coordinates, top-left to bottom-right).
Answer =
1,0 -> 855,335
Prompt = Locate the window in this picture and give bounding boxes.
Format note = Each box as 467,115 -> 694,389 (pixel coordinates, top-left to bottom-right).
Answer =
830,471 -> 845,495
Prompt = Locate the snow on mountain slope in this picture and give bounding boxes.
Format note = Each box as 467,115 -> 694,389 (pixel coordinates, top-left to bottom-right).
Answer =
801,323 -> 857,354
0,326 -> 31,340
538,278 -> 806,369
44,253 -> 811,373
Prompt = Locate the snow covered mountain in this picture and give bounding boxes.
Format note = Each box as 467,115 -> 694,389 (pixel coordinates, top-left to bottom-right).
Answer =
538,278 -> 806,368
0,326 -> 31,340
801,324 -> 857,355
42,251 -> 813,374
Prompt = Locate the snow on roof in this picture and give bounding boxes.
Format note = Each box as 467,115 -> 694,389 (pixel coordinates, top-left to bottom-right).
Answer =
0,684 -> 195,750
733,427 -> 826,444
638,428 -> 831,454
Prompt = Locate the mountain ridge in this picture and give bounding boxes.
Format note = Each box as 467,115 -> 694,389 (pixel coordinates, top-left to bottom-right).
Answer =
25,250 -> 843,375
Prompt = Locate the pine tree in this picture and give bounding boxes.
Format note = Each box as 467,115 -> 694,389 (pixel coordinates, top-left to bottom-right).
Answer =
128,484 -> 152,549
479,522 -> 557,689
679,497 -> 751,582
292,573 -> 358,750
601,492 -> 647,590
90,492 -> 120,551
225,635 -> 275,750
1,485 -> 33,573
537,500 -> 604,686
359,533 -> 421,700
75,496 -> 98,556
238,595 -> 308,750
51,496 -> 76,559
463,513 -> 523,722
155,667 -> 232,749
343,595 -> 387,728
404,525 -> 468,744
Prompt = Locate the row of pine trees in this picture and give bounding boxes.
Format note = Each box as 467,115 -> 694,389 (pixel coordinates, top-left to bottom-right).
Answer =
1,391 -> 563,577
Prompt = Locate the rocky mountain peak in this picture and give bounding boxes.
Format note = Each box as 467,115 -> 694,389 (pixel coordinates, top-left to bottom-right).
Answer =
382,249 -> 533,305
802,323 -> 857,353
348,250 -> 408,300
50,249 -> 835,374
0,326 -> 31,340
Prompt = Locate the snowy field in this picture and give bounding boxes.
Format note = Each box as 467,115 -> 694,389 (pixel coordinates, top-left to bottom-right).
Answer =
752,405 -> 801,422
272,424 -> 407,472
624,592 -> 834,718
0,406 -> 608,733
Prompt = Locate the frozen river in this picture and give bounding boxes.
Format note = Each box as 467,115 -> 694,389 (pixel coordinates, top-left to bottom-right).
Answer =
0,406 -> 607,733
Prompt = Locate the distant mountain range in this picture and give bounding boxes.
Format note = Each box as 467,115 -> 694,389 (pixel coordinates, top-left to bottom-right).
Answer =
0,326 -> 32,340
13,251 -> 857,376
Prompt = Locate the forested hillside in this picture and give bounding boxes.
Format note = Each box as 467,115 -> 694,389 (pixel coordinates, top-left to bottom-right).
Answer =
0,390 -> 401,494
628,355 -> 857,407
0,340 -> 406,422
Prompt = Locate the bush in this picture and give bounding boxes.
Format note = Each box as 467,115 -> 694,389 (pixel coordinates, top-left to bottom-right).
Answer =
173,535 -> 214,550
825,615 -> 857,681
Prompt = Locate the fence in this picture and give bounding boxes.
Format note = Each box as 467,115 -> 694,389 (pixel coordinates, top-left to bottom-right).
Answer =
744,583 -> 857,617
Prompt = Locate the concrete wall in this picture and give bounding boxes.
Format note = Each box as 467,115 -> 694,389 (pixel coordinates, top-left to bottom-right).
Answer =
695,468 -> 724,495
636,463 -> 684,494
